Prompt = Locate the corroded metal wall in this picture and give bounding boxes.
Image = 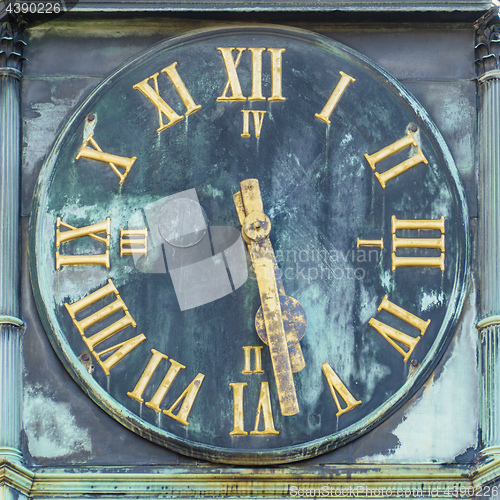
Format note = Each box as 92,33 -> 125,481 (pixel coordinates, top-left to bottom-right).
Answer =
0,3 -> 495,497
0,19 -> 25,464
477,9 -> 500,461
0,18 -> 27,500
21,16 -> 478,461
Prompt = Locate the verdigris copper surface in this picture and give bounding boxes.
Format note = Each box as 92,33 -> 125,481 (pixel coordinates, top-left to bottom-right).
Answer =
29,26 -> 469,464
0,20 -> 26,470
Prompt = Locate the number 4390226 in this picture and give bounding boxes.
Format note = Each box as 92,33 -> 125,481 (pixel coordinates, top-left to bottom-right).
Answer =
5,2 -> 62,14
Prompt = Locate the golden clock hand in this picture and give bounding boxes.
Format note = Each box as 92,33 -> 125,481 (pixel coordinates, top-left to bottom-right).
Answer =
255,294 -> 306,373
234,186 -> 307,374
234,179 -> 299,416
254,246 -> 306,373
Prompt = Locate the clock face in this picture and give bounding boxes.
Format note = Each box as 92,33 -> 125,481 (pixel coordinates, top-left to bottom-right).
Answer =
30,26 -> 469,464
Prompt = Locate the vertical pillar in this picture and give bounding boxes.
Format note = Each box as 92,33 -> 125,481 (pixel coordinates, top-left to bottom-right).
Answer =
0,20 -> 26,467
476,7 -> 500,459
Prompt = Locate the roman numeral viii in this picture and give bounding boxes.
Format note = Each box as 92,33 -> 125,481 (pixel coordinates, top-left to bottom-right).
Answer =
65,279 -> 146,375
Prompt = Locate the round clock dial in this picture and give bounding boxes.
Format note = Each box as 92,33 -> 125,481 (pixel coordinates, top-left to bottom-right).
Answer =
30,26 -> 469,464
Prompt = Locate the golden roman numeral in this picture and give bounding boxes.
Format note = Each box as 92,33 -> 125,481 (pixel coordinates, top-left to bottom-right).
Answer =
217,47 -> 246,101
357,237 -> 383,249
120,228 -> 148,256
392,216 -> 445,270
229,382 -> 279,436
163,373 -> 205,426
217,47 -> 286,102
315,71 -> 355,125
322,363 -> 361,417
64,279 -> 146,375
229,382 -> 248,435
127,348 -> 204,426
242,346 -> 264,374
251,382 -> 280,435
364,130 -> 428,188
133,62 -> 201,133
369,295 -> 430,362
241,110 -> 266,138
267,48 -> 286,102
56,217 -> 110,269
75,133 -> 137,185
249,47 -> 266,101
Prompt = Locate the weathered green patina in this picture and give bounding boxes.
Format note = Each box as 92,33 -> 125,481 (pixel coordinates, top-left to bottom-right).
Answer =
29,26 -> 469,465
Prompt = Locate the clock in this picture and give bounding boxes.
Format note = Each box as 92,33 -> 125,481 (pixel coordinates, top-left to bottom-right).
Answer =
29,25 -> 469,464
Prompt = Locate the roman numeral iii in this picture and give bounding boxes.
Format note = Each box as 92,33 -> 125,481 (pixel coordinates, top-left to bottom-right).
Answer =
64,279 -> 146,375
392,216 -> 445,270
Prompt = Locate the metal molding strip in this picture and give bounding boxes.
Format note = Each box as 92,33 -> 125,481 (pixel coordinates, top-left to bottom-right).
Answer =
67,0 -> 491,13
4,462 -> 496,499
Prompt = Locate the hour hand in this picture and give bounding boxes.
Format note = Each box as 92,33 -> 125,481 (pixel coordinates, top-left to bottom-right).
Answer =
234,184 -> 307,373
234,179 -> 299,416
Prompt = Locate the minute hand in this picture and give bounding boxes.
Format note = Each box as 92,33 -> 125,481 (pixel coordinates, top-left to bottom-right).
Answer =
234,179 -> 299,417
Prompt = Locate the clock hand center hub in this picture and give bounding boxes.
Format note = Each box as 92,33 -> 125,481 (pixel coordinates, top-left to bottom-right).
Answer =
243,211 -> 271,242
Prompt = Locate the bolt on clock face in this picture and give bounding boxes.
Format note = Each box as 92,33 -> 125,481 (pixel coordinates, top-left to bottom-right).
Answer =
30,26 -> 469,464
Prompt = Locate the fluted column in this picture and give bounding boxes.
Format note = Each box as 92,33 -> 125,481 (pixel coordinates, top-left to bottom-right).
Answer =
0,20 -> 26,466
476,7 -> 500,459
